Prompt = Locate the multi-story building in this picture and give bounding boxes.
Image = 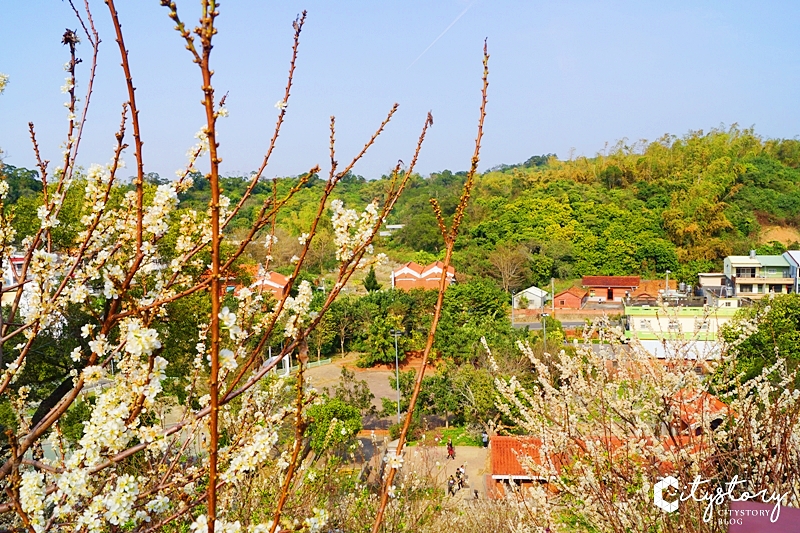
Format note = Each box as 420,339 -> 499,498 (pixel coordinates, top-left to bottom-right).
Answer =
723,252 -> 793,298
624,298 -> 738,360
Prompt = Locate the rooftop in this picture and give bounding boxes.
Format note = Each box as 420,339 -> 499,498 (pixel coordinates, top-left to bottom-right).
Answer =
756,255 -> 790,268
582,275 -> 640,288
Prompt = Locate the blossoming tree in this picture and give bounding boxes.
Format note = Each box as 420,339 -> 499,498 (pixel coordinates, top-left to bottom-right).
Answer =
0,2 -> 444,532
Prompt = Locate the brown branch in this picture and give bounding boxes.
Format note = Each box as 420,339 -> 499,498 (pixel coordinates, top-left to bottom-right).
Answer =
105,0 -> 145,256
371,43 -> 488,533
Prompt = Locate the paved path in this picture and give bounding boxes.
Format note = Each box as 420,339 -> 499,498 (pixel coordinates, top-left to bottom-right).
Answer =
304,353 -> 402,416
399,444 -> 490,499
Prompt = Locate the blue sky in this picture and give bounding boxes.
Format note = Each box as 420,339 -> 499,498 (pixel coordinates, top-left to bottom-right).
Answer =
1,1 -> 800,180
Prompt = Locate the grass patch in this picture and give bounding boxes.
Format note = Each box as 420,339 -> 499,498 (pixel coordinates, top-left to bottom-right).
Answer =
408,426 -> 482,447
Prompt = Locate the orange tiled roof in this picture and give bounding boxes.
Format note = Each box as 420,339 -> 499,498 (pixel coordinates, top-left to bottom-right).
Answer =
393,261 -> 455,277
554,286 -> 587,299
582,276 -> 640,288
491,436 -> 568,477
669,389 -> 728,430
255,270 -> 289,287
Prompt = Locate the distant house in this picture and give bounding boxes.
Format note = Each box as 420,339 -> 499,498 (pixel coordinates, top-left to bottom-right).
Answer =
697,273 -> 726,288
488,390 -> 728,498
250,270 -> 290,300
487,436 -> 563,498
513,285 -> 549,309
391,261 -> 455,290
723,252 -> 793,297
783,250 -> 800,293
552,287 -> 587,309
378,224 -> 405,238
624,299 -> 737,360
582,276 -> 640,302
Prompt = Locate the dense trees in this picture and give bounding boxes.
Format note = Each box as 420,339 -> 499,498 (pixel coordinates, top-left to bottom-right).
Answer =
6,125 -> 799,287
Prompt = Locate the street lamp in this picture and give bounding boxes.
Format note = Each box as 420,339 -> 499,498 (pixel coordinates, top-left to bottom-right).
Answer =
389,329 -> 404,424
541,313 -> 549,352
511,290 -> 516,328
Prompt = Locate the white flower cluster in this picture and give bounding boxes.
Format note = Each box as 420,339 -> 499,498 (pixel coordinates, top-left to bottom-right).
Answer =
19,470 -> 46,533
280,280 -> 313,338
0,72 -> 8,94
221,425 -> 279,483
330,199 -> 381,262
190,514 -> 244,533
49,324 -> 168,524
142,184 -> 178,237
304,508 -> 329,533
219,306 -> 243,339
125,321 -> 162,357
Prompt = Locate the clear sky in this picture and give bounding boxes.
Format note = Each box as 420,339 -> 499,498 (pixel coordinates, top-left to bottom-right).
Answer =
2,1 -> 800,180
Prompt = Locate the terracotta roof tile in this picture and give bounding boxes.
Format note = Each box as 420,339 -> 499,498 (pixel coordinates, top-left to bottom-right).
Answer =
582,275 -> 640,288
554,286 -> 588,299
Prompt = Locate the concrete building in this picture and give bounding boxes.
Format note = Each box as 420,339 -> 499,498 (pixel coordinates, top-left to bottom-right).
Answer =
512,285 -> 549,309
723,252 -> 793,298
624,297 -> 738,360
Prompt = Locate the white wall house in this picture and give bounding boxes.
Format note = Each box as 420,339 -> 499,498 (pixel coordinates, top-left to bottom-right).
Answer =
723,252 -> 793,298
512,285 -> 549,309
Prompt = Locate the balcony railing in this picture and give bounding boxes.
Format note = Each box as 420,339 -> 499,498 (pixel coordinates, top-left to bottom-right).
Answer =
735,274 -> 793,282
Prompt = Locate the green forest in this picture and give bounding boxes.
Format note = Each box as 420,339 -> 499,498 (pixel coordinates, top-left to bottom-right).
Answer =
7,124 -> 800,289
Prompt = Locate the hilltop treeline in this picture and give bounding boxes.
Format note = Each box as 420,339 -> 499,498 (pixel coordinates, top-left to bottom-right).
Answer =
5,125 -> 800,289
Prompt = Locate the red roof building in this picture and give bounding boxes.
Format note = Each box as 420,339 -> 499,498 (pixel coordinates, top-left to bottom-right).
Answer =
582,275 -> 641,302
552,287 -> 588,309
391,261 -> 455,290
251,270 -> 290,300
487,390 -> 729,498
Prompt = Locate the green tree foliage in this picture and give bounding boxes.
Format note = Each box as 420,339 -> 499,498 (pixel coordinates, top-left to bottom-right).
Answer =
719,294 -> 800,387
306,398 -> 362,455
326,367 -> 375,417
362,265 -> 381,292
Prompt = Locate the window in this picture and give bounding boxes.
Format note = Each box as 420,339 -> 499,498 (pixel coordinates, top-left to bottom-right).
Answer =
639,319 -> 652,329
739,284 -> 753,293
725,301 -> 732,307
559,299 -> 566,306
695,318 -> 709,331
736,267 -> 756,278
668,319 -> 680,331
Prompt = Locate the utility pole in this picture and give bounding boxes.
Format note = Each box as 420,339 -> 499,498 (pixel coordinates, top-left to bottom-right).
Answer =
665,269 -> 671,296
542,312 -> 549,352
551,277 -> 555,313
389,329 -> 403,424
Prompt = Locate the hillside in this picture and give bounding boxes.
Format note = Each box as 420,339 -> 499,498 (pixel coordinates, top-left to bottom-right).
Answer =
5,125 -> 800,290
